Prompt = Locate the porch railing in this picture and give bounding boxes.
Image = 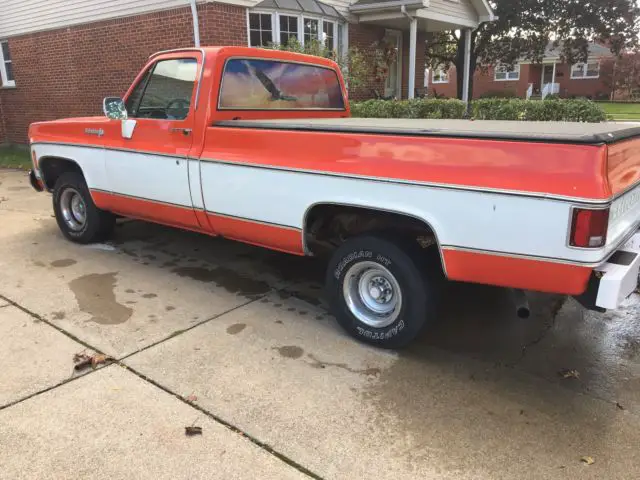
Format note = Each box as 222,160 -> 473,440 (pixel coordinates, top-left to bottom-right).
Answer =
541,82 -> 560,99
526,83 -> 533,100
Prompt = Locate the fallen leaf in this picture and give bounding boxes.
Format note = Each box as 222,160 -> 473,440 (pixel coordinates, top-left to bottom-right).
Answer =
185,394 -> 198,402
581,456 -> 595,465
558,369 -> 580,379
185,426 -> 202,436
73,352 -> 91,363
91,354 -> 114,368
616,402 -> 625,410
73,352 -> 114,371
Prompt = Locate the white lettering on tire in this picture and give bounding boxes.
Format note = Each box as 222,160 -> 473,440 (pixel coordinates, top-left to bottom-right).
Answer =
334,250 -> 373,279
356,320 -> 405,340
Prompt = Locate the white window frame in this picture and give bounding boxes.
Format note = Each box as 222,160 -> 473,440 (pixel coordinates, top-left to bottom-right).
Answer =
277,13 -> 300,46
494,63 -> 520,82
0,40 -> 15,88
431,66 -> 449,84
247,11 -> 276,48
571,61 -> 600,80
247,10 -> 341,53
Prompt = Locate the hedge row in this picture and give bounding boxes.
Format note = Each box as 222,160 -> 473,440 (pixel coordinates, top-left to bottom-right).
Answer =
350,98 -> 607,123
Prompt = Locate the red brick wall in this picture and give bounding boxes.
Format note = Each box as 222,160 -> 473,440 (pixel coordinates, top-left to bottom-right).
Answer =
0,2 -> 246,144
348,26 -> 426,101
0,98 -> 6,144
554,64 -> 611,99
428,62 -> 612,100
347,24 -> 386,101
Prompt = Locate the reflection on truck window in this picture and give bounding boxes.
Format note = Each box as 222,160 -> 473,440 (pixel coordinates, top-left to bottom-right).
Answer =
219,58 -> 344,110
127,58 -> 197,120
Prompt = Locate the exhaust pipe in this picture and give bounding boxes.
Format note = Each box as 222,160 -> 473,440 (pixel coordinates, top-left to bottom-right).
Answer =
510,289 -> 531,319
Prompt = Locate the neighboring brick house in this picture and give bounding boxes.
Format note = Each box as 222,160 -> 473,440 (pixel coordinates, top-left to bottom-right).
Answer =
0,0 -> 494,144
427,42 -> 615,100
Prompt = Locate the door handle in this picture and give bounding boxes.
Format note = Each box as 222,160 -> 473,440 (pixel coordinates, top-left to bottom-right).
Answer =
170,128 -> 192,136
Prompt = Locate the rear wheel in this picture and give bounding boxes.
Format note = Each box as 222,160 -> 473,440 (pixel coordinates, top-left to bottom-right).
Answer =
326,235 -> 438,349
53,172 -> 115,243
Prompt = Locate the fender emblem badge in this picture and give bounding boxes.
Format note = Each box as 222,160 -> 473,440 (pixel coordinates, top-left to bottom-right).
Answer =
84,128 -> 104,137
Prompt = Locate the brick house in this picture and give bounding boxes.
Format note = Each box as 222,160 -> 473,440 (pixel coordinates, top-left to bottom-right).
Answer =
0,0 -> 495,144
427,42 -> 615,100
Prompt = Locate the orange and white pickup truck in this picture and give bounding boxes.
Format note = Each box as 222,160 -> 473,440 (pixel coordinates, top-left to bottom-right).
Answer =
28,47 -> 640,348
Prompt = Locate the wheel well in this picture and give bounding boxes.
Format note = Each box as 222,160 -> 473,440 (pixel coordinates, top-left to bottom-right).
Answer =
39,157 -> 83,190
304,204 -> 441,257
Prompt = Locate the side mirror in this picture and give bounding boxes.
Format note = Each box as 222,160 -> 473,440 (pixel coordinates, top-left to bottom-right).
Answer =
103,97 -> 128,120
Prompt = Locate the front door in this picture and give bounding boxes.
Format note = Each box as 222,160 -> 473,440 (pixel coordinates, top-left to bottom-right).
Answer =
105,55 -> 201,230
542,64 -> 554,85
383,30 -> 402,99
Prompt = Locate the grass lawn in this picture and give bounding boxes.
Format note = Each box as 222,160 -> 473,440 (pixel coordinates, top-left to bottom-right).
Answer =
598,102 -> 640,122
0,144 -> 31,170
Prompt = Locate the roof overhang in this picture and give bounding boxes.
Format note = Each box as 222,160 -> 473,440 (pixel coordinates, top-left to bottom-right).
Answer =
471,0 -> 496,22
252,0 -> 344,20
350,0 -> 428,13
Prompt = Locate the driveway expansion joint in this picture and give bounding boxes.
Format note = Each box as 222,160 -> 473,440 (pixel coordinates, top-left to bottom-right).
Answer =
119,296 -> 262,362
0,292 -> 323,477
122,363 -> 325,480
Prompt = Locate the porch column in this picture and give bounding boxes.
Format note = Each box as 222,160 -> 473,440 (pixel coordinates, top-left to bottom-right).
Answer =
408,17 -> 417,99
552,62 -> 557,93
462,29 -> 472,104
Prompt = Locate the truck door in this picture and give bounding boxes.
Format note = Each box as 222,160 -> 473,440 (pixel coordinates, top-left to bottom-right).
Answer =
104,54 -> 201,230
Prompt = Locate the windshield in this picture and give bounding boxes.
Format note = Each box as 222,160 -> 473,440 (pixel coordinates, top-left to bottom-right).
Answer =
219,58 -> 345,110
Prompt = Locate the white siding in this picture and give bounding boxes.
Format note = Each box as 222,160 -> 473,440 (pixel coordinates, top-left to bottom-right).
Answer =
428,0 -> 478,23
0,0 -> 200,38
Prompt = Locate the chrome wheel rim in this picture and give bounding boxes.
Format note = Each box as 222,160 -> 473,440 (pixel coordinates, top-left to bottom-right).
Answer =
60,188 -> 87,231
343,261 -> 402,328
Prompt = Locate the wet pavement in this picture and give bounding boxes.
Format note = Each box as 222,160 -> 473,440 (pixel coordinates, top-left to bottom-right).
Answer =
0,168 -> 639,479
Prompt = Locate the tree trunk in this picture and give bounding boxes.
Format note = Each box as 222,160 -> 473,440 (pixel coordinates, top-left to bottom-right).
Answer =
455,34 -> 477,101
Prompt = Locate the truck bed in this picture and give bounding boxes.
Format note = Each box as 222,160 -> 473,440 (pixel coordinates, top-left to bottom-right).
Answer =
215,118 -> 640,145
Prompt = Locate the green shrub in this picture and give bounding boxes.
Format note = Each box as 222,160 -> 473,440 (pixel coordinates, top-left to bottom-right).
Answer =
350,99 -> 466,119
479,90 -> 518,99
351,98 -> 606,122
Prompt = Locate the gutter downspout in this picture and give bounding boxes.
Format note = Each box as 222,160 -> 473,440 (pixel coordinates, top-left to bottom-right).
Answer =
190,0 -> 201,47
401,6 -> 417,99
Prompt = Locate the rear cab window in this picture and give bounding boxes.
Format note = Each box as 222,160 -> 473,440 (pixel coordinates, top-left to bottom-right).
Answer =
218,58 -> 345,111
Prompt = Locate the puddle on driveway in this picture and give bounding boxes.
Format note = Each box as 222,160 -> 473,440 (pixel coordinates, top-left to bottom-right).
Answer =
50,259 -> 77,268
68,273 -> 133,325
172,266 -> 270,296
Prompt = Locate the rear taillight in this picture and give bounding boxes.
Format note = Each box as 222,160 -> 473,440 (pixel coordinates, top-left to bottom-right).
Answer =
569,208 -> 609,248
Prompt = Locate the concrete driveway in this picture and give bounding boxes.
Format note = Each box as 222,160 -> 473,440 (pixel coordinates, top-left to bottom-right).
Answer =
0,168 -> 639,480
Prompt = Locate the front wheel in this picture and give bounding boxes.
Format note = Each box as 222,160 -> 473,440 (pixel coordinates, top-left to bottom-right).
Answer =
326,235 -> 437,349
53,172 -> 115,244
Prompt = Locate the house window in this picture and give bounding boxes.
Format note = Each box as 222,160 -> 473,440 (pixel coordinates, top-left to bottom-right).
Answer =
279,15 -> 299,46
432,66 -> 449,84
0,40 -> 15,87
304,18 -> 319,45
247,9 -> 343,54
571,61 -> 600,79
494,64 -> 520,81
322,21 -> 335,50
248,13 -> 273,47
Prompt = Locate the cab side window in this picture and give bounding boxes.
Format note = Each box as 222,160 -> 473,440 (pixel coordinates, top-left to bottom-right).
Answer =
126,58 -> 198,120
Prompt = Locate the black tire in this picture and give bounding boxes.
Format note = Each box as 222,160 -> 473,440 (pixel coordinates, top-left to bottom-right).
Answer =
326,235 -> 438,349
52,172 -> 115,244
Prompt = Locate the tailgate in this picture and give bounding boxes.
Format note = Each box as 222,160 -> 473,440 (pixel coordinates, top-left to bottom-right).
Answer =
607,139 -> 640,247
